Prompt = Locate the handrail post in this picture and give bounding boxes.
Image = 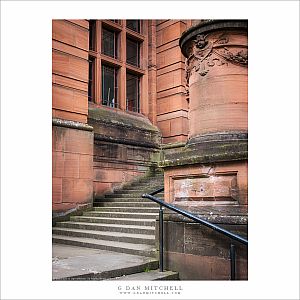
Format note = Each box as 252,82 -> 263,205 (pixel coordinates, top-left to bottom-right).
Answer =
159,205 -> 164,272
230,244 -> 236,280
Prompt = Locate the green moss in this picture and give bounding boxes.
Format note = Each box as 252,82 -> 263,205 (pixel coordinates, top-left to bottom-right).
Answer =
88,107 -> 159,132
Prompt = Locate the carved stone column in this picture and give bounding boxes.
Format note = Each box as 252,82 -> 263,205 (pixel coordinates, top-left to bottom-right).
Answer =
158,20 -> 248,280
181,20 -> 248,142
162,20 -> 248,207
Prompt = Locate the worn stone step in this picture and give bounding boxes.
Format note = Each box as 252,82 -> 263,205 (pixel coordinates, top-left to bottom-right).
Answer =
110,193 -> 163,198
84,211 -> 157,220
52,227 -> 155,245
53,246 -> 159,280
114,189 -> 164,195
114,182 -> 163,191
94,197 -> 158,203
70,216 -> 155,227
52,235 -> 157,257
93,206 -> 159,213
55,221 -> 155,235
105,194 -> 153,199
95,201 -> 158,207
109,269 -> 179,281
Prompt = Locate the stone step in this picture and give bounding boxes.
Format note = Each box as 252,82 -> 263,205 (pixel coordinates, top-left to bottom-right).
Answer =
53,227 -> 155,245
113,189 -> 164,194
94,197 -> 160,203
52,235 -> 157,257
53,245 -> 159,281
95,201 -> 158,207
105,194 -> 153,199
93,206 -> 159,213
108,269 -> 179,281
84,211 -> 157,220
132,177 -> 163,183
113,182 -> 163,191
70,216 -> 155,227
55,221 -> 155,235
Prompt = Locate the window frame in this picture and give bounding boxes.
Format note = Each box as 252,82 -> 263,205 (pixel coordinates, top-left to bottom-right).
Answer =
126,72 -> 140,113
101,64 -> 119,108
88,56 -> 96,102
101,26 -> 118,59
88,19 -> 146,115
126,37 -> 140,68
126,20 -> 141,33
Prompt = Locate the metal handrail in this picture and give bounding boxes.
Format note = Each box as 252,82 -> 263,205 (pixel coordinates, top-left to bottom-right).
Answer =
142,187 -> 248,280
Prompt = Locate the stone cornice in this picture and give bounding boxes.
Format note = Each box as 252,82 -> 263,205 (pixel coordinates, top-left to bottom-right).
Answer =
180,19 -> 248,58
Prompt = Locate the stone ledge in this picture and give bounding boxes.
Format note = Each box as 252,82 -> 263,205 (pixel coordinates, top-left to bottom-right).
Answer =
88,106 -> 160,133
160,148 -> 248,168
160,133 -> 248,167
52,118 -> 93,132
159,205 -> 248,225
94,133 -> 160,149
161,142 -> 186,150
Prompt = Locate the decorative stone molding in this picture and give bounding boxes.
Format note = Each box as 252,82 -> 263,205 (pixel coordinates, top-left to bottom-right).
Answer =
186,33 -> 248,81
180,20 -> 248,89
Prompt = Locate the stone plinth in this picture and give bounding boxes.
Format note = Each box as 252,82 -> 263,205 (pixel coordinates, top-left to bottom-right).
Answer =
155,209 -> 248,280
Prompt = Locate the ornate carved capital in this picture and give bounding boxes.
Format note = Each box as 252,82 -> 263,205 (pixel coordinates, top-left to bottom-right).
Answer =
180,20 -> 248,89
186,33 -> 248,82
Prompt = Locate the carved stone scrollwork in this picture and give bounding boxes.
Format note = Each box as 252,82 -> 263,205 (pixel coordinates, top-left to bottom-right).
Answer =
186,33 -> 248,83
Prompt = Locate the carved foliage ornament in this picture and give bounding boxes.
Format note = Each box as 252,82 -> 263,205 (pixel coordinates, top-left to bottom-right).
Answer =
186,33 -> 248,82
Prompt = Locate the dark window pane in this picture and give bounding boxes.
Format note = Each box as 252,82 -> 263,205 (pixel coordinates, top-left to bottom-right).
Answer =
126,73 -> 140,112
88,56 -> 95,102
126,38 -> 139,67
108,19 -> 120,24
89,20 -> 96,51
102,65 -> 118,108
126,20 -> 140,33
102,28 -> 117,58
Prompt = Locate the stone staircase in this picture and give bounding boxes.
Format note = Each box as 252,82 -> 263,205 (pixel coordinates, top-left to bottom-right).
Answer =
52,173 -> 179,280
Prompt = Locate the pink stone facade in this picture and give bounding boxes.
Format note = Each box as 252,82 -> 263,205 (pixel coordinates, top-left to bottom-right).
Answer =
52,124 -> 94,214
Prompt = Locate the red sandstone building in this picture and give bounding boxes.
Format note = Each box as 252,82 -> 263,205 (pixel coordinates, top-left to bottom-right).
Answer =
52,19 -> 248,280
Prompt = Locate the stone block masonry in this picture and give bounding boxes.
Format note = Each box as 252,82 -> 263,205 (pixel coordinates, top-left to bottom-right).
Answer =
88,105 -> 161,197
52,119 -> 94,216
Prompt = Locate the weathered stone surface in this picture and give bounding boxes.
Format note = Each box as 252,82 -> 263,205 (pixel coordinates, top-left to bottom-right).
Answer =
157,221 -> 185,254
88,106 -> 162,197
52,124 -> 94,214
161,218 -> 248,279
163,161 -> 248,205
161,134 -> 248,167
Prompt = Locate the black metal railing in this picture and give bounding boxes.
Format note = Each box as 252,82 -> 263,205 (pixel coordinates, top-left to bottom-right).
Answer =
142,188 -> 248,280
